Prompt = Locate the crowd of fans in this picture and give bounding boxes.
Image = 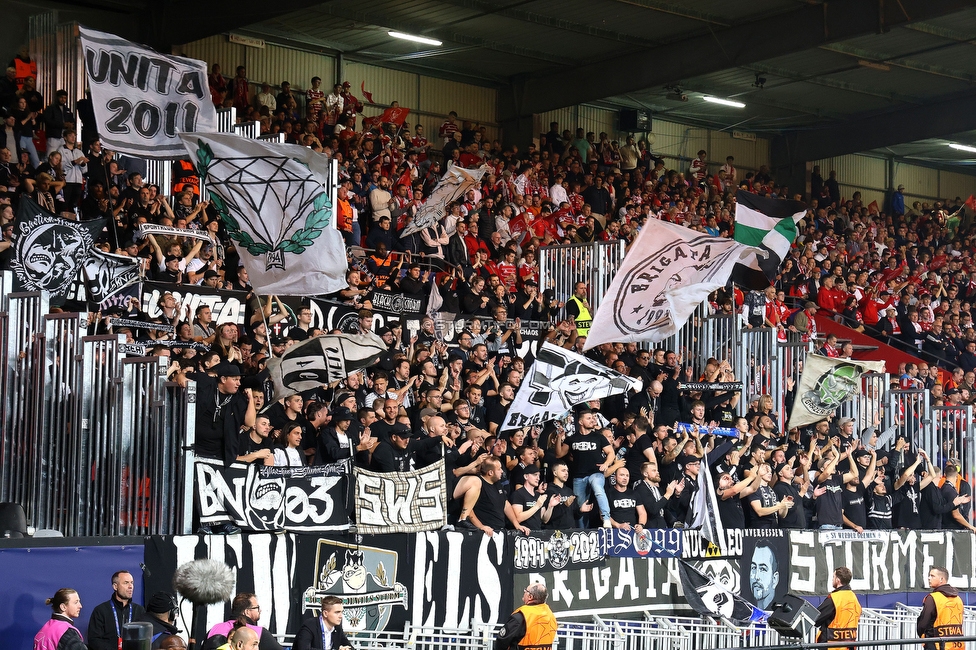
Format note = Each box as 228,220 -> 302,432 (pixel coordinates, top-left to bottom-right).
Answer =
2,57 -> 975,536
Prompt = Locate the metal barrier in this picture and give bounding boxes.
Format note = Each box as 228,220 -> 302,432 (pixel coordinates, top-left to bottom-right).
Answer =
887,389 -> 931,451
0,272 -> 196,536
931,404 -> 975,475
259,133 -> 286,143
235,121 -> 260,139
835,372 -> 890,435
217,107 -> 237,132
145,159 -> 174,197
539,240 -> 625,321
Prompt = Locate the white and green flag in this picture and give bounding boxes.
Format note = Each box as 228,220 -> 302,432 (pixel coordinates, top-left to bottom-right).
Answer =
787,354 -> 887,429
732,191 -> 807,289
181,133 -> 347,296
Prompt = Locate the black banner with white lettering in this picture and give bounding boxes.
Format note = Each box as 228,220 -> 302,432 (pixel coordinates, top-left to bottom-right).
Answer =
194,457 -> 349,532
142,281 -> 248,326
510,529 -> 607,573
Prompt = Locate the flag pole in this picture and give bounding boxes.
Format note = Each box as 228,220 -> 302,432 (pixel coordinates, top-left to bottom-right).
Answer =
256,292 -> 275,359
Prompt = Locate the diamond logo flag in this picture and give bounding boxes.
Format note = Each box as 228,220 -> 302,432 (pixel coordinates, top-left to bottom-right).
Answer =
182,133 -> 347,296
266,332 -> 387,400
732,190 -> 807,289
502,342 -> 641,431
787,354 -> 887,429
401,164 -> 487,236
584,219 -> 761,349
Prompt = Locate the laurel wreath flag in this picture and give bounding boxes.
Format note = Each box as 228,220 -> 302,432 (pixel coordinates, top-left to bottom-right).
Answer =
182,133 -> 347,296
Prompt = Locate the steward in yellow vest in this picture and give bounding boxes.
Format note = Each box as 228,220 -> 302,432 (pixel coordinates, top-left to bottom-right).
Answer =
495,583 -> 557,650
814,567 -> 861,650
918,566 -> 964,650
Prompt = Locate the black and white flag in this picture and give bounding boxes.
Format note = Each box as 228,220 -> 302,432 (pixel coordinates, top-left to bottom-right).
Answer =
81,249 -> 142,303
677,561 -> 767,624
80,26 -> 217,158
10,197 -> 142,305
182,133 -> 347,295
584,219 -> 759,348
266,332 -> 387,399
400,165 -> 487,236
354,460 -> 447,534
732,191 -> 807,289
502,342 -> 641,431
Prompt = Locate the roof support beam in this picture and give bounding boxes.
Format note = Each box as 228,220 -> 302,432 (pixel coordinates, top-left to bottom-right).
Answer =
505,0 -> 973,119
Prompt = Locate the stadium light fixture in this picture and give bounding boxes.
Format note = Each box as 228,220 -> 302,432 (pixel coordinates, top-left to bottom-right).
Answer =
703,96 -> 746,108
389,31 -> 442,47
949,143 -> 976,153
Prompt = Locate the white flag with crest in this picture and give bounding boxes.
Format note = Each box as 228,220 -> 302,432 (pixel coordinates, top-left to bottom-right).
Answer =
181,133 -> 347,296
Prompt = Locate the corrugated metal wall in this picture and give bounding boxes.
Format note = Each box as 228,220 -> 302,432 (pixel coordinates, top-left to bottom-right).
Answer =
177,36 -> 498,138
535,105 -> 770,174
177,36 -> 336,93
812,154 -> 976,205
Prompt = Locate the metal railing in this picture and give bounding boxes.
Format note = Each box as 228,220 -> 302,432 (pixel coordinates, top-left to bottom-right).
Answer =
539,240 -> 626,320
0,272 -> 196,536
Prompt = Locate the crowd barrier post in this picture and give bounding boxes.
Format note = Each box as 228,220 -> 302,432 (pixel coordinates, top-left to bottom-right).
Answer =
538,240 -> 625,320
887,389 -> 932,455
1,291 -> 49,523
931,404 -> 974,478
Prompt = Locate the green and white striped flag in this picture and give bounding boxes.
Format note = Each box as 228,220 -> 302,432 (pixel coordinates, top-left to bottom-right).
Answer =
732,190 -> 807,289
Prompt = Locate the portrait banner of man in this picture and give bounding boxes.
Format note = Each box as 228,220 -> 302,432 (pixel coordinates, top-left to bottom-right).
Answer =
740,532 -> 790,611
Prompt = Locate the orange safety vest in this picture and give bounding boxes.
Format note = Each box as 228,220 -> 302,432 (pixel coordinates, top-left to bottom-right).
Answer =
13,58 -> 36,89
513,604 -> 557,650
817,588 -> 861,650
928,591 -> 964,650
337,198 -> 353,232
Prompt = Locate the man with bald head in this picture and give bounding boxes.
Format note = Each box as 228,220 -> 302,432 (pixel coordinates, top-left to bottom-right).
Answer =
631,380 -> 663,422
232,627 -> 259,650
495,582 -> 557,650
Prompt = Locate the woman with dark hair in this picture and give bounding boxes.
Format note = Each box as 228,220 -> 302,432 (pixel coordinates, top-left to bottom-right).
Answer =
34,588 -> 87,650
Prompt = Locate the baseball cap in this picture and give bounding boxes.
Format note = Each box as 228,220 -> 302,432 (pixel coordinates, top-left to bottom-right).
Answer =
804,301 -> 818,310
390,423 -> 412,438
522,464 -> 540,475
213,362 -> 242,378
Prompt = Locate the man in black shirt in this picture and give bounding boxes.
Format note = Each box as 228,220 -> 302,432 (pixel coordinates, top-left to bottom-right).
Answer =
541,461 -> 593,529
716,470 -> 758,530
634,462 -> 679,529
236,414 -> 274,465
455,457 -> 528,535
941,463 -> 976,532
773,462 -> 817,529
815,447 -> 858,530
369,423 -> 447,472
745,463 -> 792,528
608,468 -> 645,532
557,408 -> 614,528
509,464 -> 548,530
842,449 -> 877,533
87,570 -> 146,650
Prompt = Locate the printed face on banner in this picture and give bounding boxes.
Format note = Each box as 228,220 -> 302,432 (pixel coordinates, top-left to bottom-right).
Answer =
302,539 -> 408,631
13,214 -> 96,295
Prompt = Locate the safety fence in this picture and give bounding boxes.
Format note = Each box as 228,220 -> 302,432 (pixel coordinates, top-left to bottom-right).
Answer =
296,608 -> 976,650
0,272 -> 196,536
539,240 -> 626,321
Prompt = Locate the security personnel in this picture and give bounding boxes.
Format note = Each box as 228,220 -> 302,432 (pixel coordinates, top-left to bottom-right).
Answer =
565,282 -> 591,337
495,582 -> 557,650
814,566 -> 861,650
917,566 -> 964,650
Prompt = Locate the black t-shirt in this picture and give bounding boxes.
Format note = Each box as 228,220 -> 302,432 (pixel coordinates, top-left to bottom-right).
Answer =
773,481 -> 806,529
842,484 -> 868,528
474,477 -> 508,529
238,433 -> 272,460
544,482 -> 577,529
194,374 -> 248,465
624,434 -> 654,477
816,475 -> 845,527
745,485 -> 779,528
716,488 -> 746,530
485,397 -> 511,430
569,430 -> 610,477
609,487 -> 639,525
635,480 -> 669,528
509,486 -> 544,530
896,481 -> 923,529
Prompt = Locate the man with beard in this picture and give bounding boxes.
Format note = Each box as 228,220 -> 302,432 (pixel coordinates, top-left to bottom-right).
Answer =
634,462 -> 681,528
509,464 -> 549,530
541,460 -> 593,529
748,540 -> 780,610
203,593 -> 282,650
744,463 -> 793,528
554,408 -> 614,528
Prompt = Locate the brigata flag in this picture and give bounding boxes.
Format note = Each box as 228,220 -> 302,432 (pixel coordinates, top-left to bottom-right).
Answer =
732,190 -> 807,289
401,164 -> 488,236
583,219 -> 760,349
266,332 -> 387,399
182,133 -> 347,295
787,354 -> 886,429
80,26 -> 217,158
502,342 -> 641,431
